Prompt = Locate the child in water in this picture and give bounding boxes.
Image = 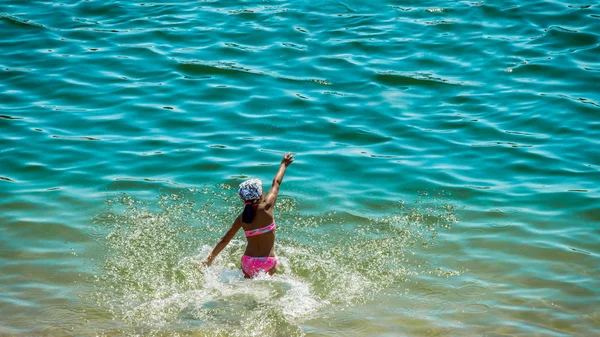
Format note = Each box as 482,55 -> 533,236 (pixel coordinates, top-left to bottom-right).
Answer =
201,153 -> 294,278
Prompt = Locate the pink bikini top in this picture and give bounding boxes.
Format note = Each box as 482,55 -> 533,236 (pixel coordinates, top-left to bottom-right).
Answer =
244,222 -> 276,237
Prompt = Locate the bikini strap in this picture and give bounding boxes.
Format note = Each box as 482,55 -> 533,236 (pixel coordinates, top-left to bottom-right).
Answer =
244,222 -> 276,237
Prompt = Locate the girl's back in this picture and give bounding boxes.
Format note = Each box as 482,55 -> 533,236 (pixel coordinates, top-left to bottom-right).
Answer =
241,204 -> 275,257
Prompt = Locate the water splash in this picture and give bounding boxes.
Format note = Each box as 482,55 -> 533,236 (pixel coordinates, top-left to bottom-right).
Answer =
90,187 -> 459,336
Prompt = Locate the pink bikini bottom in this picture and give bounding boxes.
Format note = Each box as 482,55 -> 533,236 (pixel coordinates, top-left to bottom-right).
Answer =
241,255 -> 277,277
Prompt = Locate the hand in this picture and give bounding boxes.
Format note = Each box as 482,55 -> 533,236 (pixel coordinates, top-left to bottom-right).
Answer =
199,258 -> 212,269
281,153 -> 294,167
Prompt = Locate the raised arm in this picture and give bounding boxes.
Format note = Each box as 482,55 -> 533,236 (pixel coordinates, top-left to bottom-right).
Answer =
264,153 -> 294,210
202,215 -> 242,267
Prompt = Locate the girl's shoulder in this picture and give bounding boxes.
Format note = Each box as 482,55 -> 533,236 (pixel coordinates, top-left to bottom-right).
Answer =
258,203 -> 273,214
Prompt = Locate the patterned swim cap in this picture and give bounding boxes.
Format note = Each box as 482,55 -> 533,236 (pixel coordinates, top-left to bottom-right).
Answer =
238,178 -> 263,203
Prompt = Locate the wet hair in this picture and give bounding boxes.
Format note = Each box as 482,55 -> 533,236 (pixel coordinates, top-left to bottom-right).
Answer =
243,202 -> 256,223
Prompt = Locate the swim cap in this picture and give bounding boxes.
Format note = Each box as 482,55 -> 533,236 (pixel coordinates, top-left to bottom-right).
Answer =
238,178 -> 263,203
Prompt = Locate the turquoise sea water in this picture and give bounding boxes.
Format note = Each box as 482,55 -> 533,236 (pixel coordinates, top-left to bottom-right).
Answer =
1,0 -> 599,336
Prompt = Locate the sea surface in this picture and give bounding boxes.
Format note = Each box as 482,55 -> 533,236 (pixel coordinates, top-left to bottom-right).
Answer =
1,0 -> 599,336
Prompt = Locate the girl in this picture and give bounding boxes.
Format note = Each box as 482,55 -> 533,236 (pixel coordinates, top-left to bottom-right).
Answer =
201,153 -> 294,278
